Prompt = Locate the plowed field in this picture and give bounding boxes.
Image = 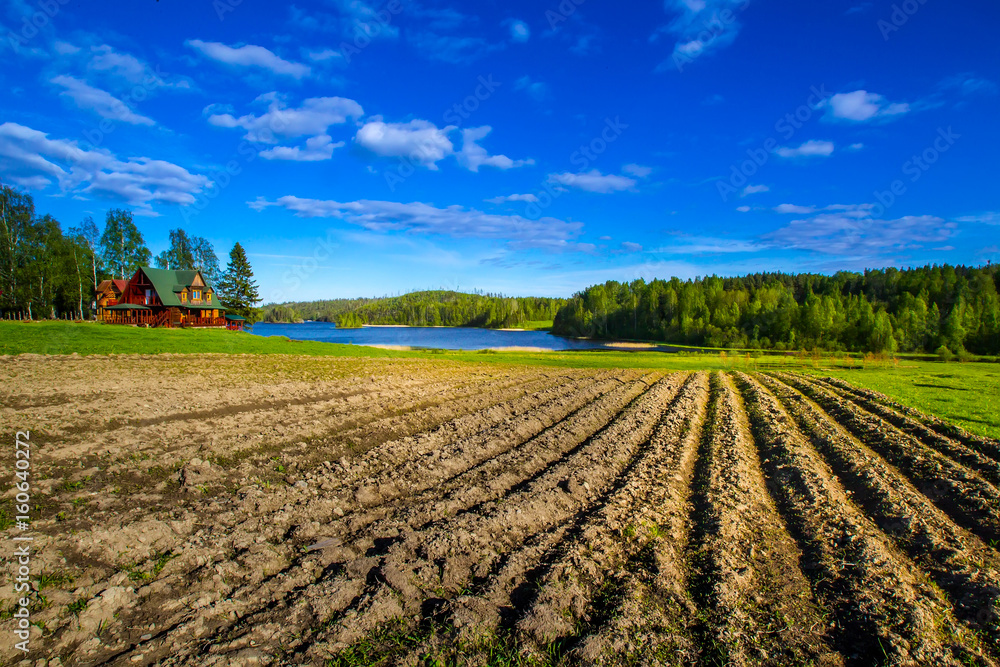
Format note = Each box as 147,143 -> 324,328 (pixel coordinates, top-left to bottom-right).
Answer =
2,355 -> 999,666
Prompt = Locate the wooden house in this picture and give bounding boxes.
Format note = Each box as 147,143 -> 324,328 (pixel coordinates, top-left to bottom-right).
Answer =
95,279 -> 128,318
102,267 -> 243,329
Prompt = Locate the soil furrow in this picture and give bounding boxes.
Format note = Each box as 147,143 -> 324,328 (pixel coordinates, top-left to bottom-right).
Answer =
76,372 -> 626,664
776,372 -> 1000,547
683,373 -> 834,666
282,374 -> 688,665
760,373 -> 1000,653
820,376 -> 1000,464
735,371 -> 991,666
808,376 -> 1000,486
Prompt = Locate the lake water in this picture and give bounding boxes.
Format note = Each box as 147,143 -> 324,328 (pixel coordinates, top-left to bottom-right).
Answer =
250,322 -> 613,351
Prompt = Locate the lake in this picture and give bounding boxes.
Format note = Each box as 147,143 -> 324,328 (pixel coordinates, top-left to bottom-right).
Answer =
250,322 -> 616,351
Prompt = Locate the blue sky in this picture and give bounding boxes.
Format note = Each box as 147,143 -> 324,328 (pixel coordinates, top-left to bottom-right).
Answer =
2,0 -> 998,301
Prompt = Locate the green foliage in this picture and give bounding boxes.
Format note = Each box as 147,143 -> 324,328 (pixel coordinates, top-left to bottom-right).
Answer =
554,265 -> 1000,354
154,228 -> 221,284
100,208 -> 151,280
217,242 -> 261,323
263,290 -> 566,330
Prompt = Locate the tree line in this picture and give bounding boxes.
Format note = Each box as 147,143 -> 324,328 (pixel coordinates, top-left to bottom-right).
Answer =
263,290 -> 566,329
0,183 -> 261,322
552,265 -> 1000,355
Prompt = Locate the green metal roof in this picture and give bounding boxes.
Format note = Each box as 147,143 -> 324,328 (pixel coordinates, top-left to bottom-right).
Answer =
138,267 -> 215,308
107,304 -> 151,310
225,313 -> 246,321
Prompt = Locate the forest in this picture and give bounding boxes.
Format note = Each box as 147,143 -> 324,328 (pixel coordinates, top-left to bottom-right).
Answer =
0,184 -> 260,321
263,291 -> 566,329
552,266 -> 1000,355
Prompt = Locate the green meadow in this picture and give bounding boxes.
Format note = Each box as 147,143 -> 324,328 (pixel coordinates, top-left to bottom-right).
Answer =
3,320 -> 997,439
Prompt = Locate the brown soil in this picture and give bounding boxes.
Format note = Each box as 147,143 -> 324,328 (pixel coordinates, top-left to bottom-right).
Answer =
1,355 -> 997,666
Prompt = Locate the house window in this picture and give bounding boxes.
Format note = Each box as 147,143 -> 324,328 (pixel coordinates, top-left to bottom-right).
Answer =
145,289 -> 153,305
181,291 -> 187,303
206,293 -> 211,303
192,290 -> 201,300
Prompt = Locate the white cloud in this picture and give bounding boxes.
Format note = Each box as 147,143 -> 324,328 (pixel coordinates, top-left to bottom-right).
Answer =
486,193 -> 539,204
736,205 -> 751,212
939,73 -> 998,98
86,44 -> 185,89
740,184 -> 768,196
207,94 -> 363,143
620,241 -> 643,252
774,203 -> 875,218
657,0 -> 747,65
457,126 -> 533,172
547,169 -> 637,194
247,195 -> 592,252
823,90 -> 910,122
186,40 -> 311,78
649,236 -> 765,255
775,140 -> 835,158
0,122 -> 210,214
774,203 -> 816,214
354,119 -> 455,169
766,212 -> 954,255
306,48 -> 344,63
50,76 -> 155,126
407,32 -> 500,64
513,75 -> 550,102
955,211 -> 1000,225
260,134 -> 345,161
623,163 -> 653,178
506,19 -> 530,42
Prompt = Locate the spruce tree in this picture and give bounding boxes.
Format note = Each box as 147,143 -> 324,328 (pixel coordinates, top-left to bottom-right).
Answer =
217,242 -> 261,323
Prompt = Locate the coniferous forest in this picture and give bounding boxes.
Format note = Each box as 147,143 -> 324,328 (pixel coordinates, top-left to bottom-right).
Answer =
552,267 -> 1000,355
263,290 -> 565,329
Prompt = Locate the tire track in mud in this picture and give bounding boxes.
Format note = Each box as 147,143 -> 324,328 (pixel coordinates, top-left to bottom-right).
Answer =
807,376 -> 1000,487
735,372 -> 992,666
776,372 -> 1000,547
821,376 -> 1000,464
683,373 -> 834,666
760,373 -> 1000,654
77,372 -> 627,665
248,374 -> 690,665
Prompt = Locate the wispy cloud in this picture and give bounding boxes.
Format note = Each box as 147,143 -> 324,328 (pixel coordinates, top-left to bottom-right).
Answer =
50,75 -> 155,125
456,126 -> 533,172
547,169 -> 636,194
207,93 -> 363,146
741,184 -> 768,196
822,90 -> 910,123
186,40 -> 311,78
0,121 -> 210,215
774,140 -> 835,158
247,195 -> 594,252
485,193 -> 539,204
